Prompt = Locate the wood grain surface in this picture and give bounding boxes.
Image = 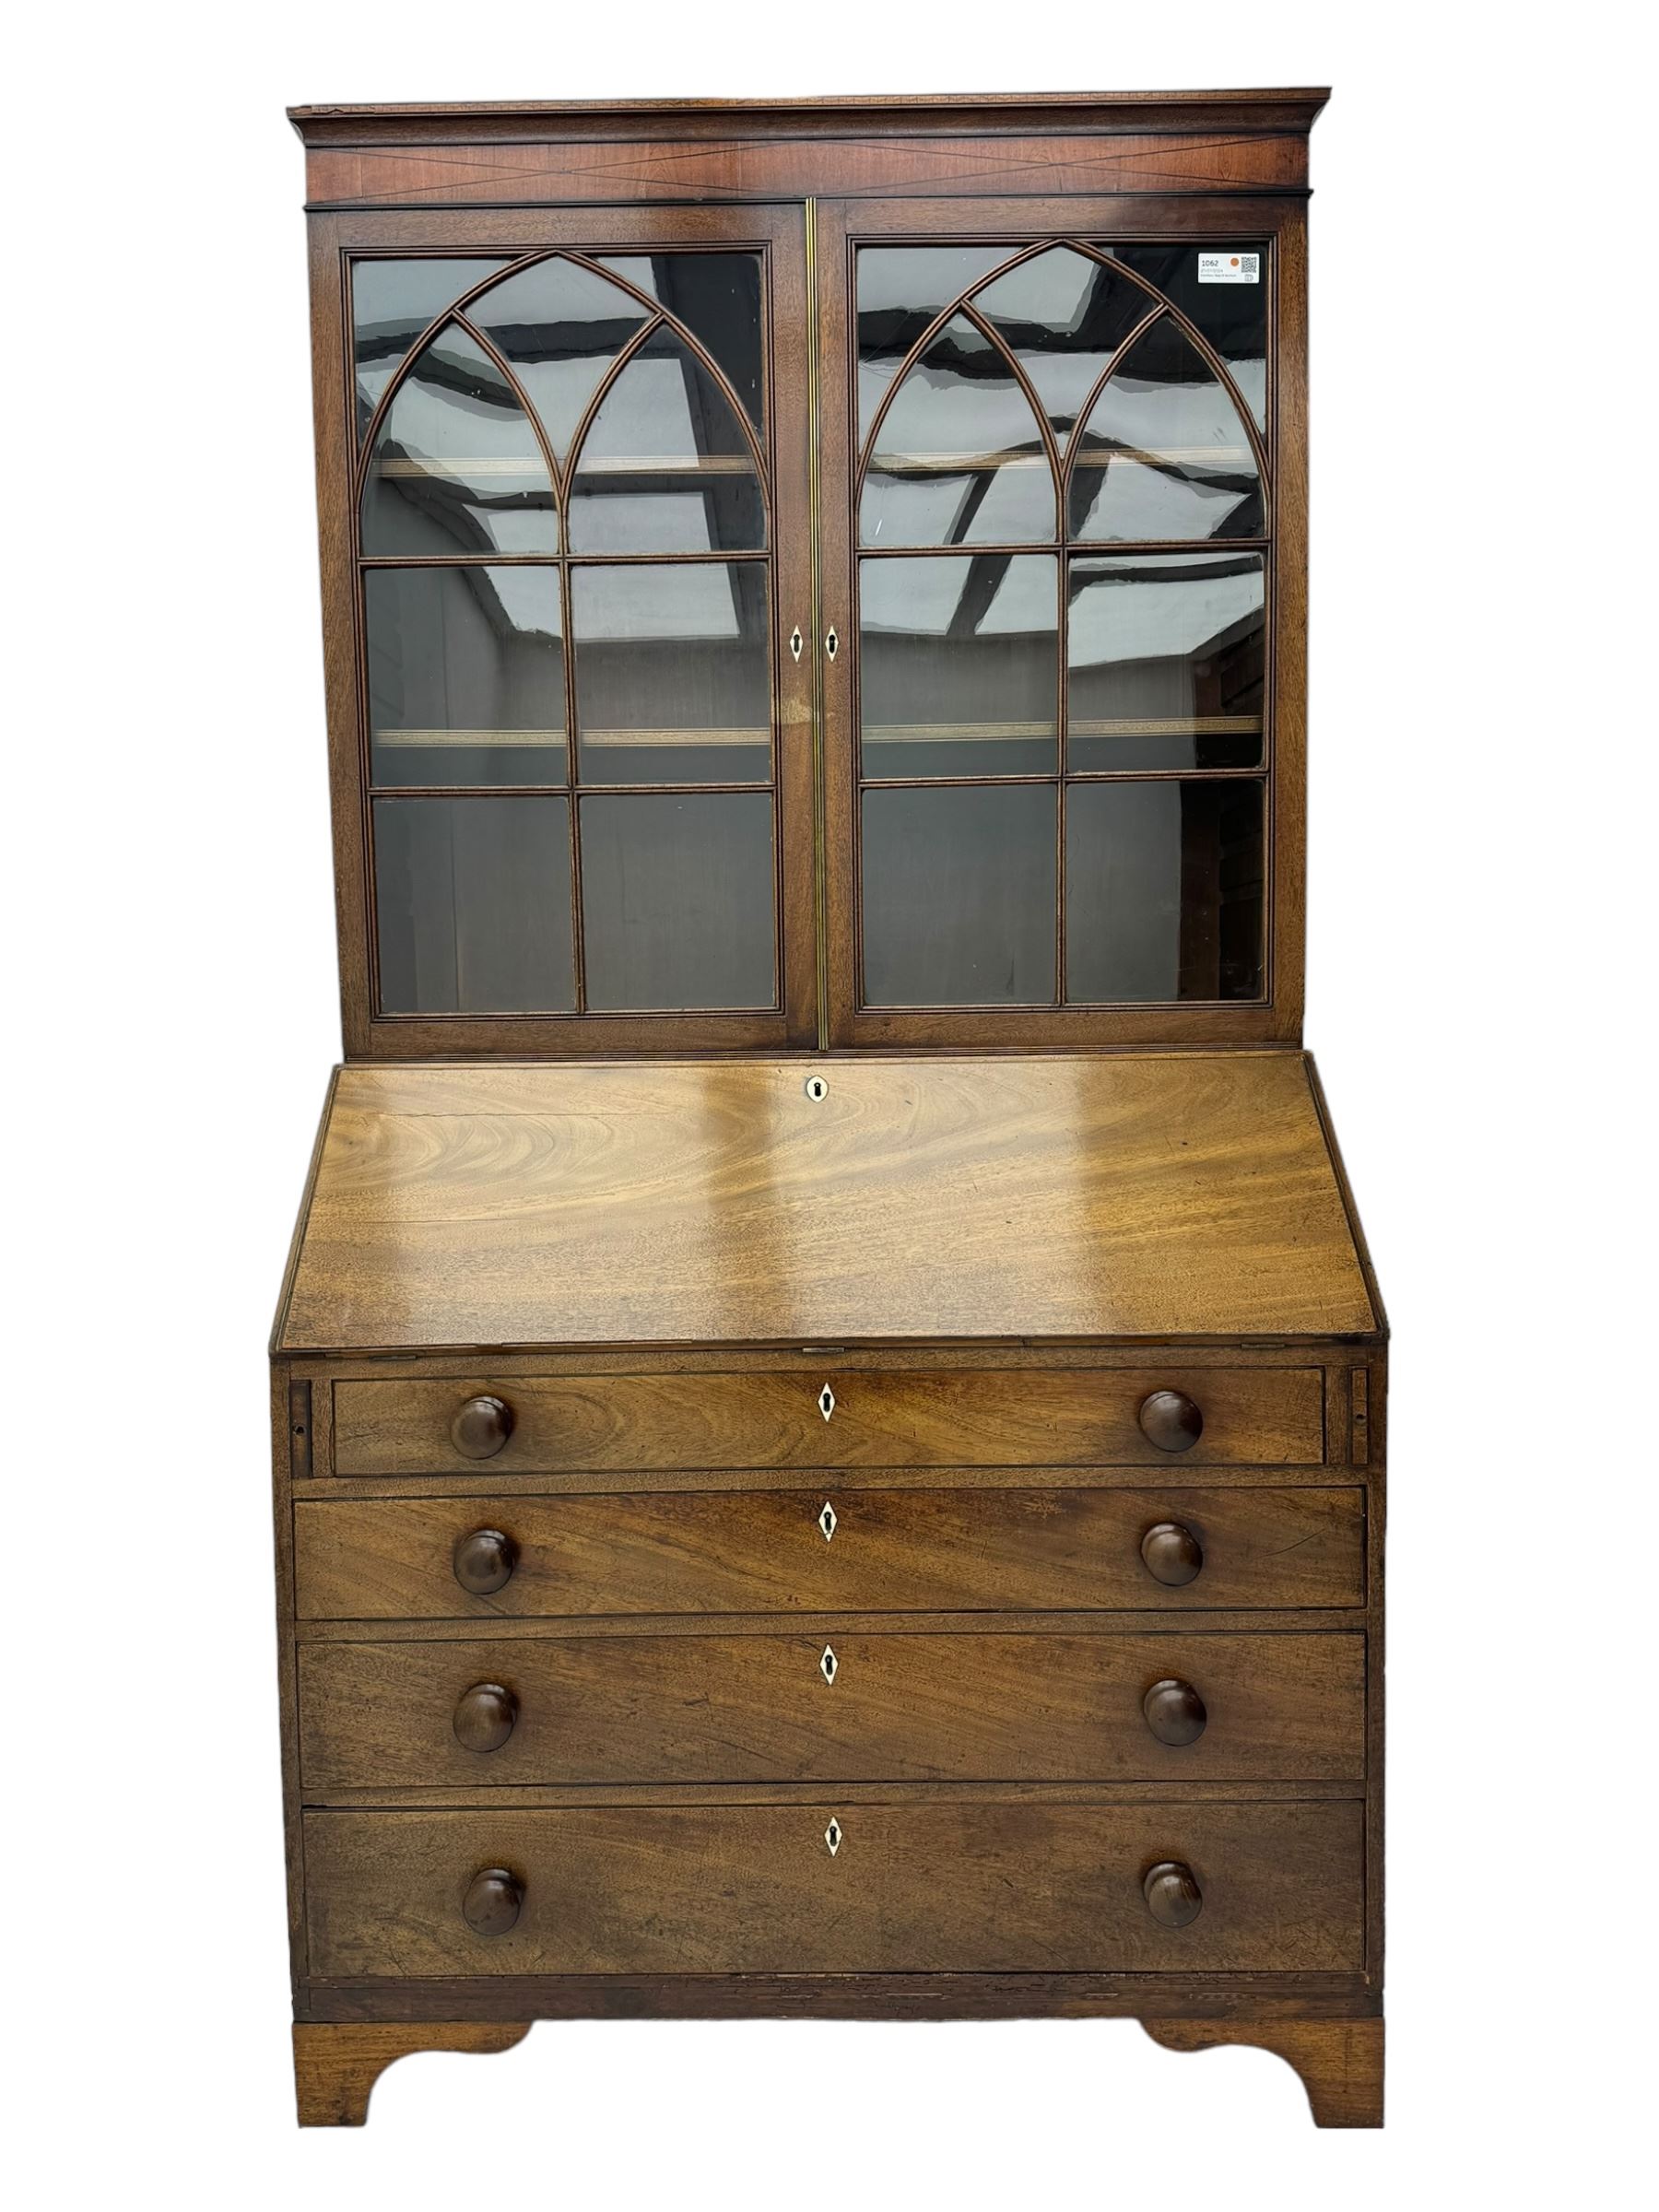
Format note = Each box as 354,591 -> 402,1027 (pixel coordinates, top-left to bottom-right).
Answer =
276,1053 -> 1377,1351
300,131 -> 1311,209
295,1484 -> 1365,1619
1144,2015 -> 1383,2126
303,1799 -> 1363,1977
293,2019 -> 531,2125
288,89 -> 1331,135
289,92 -> 1327,211
297,1629 -> 1364,1790
330,1365 -> 1326,1475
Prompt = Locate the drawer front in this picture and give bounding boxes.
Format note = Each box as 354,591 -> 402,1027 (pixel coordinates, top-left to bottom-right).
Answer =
299,1630 -> 1365,1790
331,1367 -> 1325,1476
304,1801 -> 1364,1976
295,1485 -> 1364,1619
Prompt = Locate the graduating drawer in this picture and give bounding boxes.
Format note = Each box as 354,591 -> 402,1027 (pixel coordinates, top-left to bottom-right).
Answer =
329,1367 -> 1326,1476
295,1485 -> 1365,1619
303,1800 -> 1364,1977
298,1630 -> 1365,1791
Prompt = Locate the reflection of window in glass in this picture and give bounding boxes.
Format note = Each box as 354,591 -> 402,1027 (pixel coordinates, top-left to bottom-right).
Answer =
1069,319 -> 1261,542
971,246 -> 1154,453
571,325 -> 763,554
1112,243 -> 1268,431
361,324 -> 559,558
1068,553 -> 1265,771
861,556 -> 1057,776
366,567 -> 567,789
863,314 -> 1053,548
466,257 -> 649,461
352,259 -> 508,437
355,250 -> 780,1024
599,254 -> 765,430
850,241 -> 1275,1016
856,246 -> 1011,444
574,564 -> 771,785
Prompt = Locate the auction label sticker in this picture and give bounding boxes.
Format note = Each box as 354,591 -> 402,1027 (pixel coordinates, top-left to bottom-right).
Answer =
1198,251 -> 1261,284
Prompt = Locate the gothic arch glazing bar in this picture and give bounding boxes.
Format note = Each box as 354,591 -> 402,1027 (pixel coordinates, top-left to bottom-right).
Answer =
855,238 -> 1271,519
357,251 -> 774,523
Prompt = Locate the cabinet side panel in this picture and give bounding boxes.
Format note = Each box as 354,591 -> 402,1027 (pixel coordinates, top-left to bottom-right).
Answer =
305,216 -> 372,1055
1268,208 -> 1308,1040
272,1362 -> 309,1996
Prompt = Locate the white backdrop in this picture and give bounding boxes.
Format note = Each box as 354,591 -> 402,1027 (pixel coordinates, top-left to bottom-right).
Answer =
8,6 -> 1651,2205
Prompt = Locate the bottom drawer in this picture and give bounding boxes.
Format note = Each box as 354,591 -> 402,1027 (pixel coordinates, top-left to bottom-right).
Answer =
304,1801 -> 1362,1977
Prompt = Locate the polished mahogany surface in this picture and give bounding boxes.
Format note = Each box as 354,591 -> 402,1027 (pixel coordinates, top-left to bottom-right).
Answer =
276,1049 -> 1375,1352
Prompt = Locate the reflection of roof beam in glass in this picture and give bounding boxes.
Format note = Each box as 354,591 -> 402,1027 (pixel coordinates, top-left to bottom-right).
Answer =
361,323 -> 559,558
1068,320 -> 1262,542
571,327 -> 765,554
864,313 -> 1055,547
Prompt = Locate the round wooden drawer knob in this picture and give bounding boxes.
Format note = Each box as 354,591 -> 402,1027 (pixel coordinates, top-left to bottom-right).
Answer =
453,1527 -> 519,1595
1143,1677 -> 1208,1747
462,1866 -> 524,1936
1137,1389 -> 1204,1453
1143,1860 -> 1204,1929
1139,1521 -> 1204,1587
451,1394 -> 514,1460
453,1681 -> 518,1755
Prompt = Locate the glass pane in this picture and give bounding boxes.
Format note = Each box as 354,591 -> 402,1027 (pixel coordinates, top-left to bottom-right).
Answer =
466,257 -> 649,463
570,326 -> 764,554
581,793 -> 775,1010
1112,243 -> 1269,431
971,247 -> 1156,453
862,785 -> 1056,1006
857,245 -> 1013,446
860,555 -> 1056,777
374,795 -> 573,1013
863,315 -> 1055,549
600,253 -> 765,431
1065,780 -> 1264,1002
572,564 -> 770,785
361,323 -> 559,557
1069,317 -> 1263,543
352,258 -> 508,438
366,567 -> 566,788
1067,553 -> 1265,770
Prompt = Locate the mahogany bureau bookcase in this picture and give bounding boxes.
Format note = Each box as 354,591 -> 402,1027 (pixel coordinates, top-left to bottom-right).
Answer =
275,88 -> 1386,2129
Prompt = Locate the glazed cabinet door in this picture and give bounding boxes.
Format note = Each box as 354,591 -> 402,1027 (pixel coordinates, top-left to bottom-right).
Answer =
815,198 -> 1304,1049
314,205 -> 815,1053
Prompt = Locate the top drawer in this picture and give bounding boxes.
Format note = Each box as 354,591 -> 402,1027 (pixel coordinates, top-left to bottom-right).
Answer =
330,1368 -> 1326,1476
